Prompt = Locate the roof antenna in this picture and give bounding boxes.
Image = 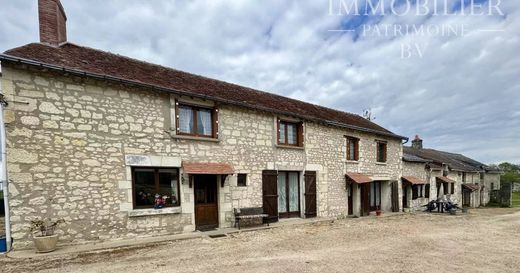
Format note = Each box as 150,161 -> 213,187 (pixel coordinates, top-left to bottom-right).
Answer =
363,108 -> 375,121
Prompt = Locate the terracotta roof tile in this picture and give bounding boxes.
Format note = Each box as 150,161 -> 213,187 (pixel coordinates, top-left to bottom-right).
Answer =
436,176 -> 456,184
402,176 -> 426,185
345,172 -> 373,184
462,183 -> 480,191
182,162 -> 234,175
1,42 -> 404,139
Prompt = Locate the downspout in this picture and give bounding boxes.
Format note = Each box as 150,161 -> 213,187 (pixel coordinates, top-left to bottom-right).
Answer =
0,98 -> 10,252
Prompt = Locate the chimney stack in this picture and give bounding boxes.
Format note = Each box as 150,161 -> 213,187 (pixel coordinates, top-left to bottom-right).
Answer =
412,135 -> 423,149
39,0 -> 67,46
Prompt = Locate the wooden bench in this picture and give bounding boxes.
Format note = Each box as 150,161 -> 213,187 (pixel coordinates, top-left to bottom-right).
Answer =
234,207 -> 269,230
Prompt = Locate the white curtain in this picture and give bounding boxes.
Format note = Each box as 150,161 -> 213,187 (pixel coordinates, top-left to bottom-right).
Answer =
179,106 -> 193,133
279,124 -> 286,143
288,172 -> 299,212
197,109 -> 212,136
287,123 -> 297,145
277,174 -> 287,213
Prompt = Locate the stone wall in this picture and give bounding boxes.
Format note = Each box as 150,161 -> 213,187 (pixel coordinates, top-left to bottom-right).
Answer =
1,65 -> 403,249
402,161 -> 429,211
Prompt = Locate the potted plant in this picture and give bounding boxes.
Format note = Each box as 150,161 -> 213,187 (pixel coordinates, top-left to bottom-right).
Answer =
30,219 -> 64,253
375,206 -> 382,216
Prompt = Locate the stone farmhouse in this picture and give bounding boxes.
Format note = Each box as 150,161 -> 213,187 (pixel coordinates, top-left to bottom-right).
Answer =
0,0 -> 501,250
402,136 -> 501,211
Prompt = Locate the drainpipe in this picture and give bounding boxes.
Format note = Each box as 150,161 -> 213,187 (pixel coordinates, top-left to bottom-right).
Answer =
0,98 -> 11,252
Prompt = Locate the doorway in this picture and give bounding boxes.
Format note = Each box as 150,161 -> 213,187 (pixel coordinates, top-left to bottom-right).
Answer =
462,189 -> 471,207
194,175 -> 218,230
402,184 -> 409,209
348,183 -> 354,215
277,171 -> 300,218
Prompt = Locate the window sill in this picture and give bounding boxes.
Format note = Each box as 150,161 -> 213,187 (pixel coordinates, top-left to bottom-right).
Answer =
128,207 -> 182,217
275,144 -> 305,150
170,134 -> 220,143
346,160 -> 359,164
375,162 -> 387,166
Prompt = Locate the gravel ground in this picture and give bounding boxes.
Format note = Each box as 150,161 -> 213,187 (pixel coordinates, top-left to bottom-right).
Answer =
1,207 -> 519,273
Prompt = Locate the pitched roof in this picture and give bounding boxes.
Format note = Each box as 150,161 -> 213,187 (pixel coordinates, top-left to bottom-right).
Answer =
402,153 -> 431,163
404,146 -> 489,173
0,42 -> 405,139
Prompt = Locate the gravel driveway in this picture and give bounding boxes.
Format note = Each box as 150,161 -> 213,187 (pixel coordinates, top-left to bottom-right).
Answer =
2,208 -> 519,273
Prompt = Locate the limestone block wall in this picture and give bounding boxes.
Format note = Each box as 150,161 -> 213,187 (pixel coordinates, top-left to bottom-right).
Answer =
1,65 -> 404,248
402,161 -> 429,211
344,131 -> 403,214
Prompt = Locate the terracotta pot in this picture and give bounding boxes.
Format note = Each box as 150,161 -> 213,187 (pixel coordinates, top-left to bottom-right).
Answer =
376,210 -> 382,216
33,234 -> 59,253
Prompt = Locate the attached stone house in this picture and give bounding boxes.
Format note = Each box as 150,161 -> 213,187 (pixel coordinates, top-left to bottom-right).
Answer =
402,136 -> 501,211
0,0 -> 407,249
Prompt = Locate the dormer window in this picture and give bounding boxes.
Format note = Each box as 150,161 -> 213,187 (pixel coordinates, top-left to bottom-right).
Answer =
277,119 -> 303,147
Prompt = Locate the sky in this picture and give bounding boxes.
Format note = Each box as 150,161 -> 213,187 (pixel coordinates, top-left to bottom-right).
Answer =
0,0 -> 519,164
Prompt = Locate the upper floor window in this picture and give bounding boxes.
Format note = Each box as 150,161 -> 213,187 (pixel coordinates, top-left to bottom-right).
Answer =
376,141 -> 387,163
237,173 -> 247,187
346,137 -> 359,161
176,102 -> 217,138
278,120 -> 303,147
133,168 -> 180,209
462,173 -> 466,183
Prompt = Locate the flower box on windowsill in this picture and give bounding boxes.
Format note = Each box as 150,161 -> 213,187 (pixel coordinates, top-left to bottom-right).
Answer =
128,207 -> 182,217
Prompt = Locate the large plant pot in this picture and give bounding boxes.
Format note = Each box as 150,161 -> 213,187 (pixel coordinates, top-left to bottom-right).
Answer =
33,234 -> 58,253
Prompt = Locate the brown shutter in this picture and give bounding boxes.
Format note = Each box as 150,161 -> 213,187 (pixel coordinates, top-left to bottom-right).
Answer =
175,99 -> 180,133
304,171 -> 317,218
391,181 -> 399,212
425,184 -> 430,198
212,106 -> 219,138
297,122 -> 304,147
354,139 -> 359,161
276,119 -> 280,145
262,170 -> 279,223
346,138 -> 351,160
360,183 -> 370,216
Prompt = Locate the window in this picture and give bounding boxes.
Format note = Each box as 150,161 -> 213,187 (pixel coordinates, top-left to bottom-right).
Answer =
425,184 -> 430,198
450,183 -> 455,194
370,181 -> 381,211
132,168 -> 180,209
480,172 -> 484,180
412,185 -> 424,200
346,137 -> 359,161
237,173 -> 247,187
462,173 -> 466,183
176,102 -> 216,138
277,171 -> 300,217
491,183 -> 494,190
278,120 -> 303,146
376,141 -> 387,163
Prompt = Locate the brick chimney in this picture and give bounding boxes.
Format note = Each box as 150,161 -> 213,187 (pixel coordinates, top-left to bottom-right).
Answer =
39,0 -> 67,46
412,135 -> 423,149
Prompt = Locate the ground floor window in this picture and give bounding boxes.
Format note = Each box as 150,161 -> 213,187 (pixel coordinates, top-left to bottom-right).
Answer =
370,181 -> 381,211
132,168 -> 180,209
412,185 -> 424,200
277,171 -> 300,217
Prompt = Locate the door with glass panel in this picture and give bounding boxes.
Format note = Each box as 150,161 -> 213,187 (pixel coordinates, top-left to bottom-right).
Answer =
277,171 -> 300,218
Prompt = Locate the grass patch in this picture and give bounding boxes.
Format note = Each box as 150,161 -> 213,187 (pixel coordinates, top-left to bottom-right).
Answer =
513,191 -> 520,207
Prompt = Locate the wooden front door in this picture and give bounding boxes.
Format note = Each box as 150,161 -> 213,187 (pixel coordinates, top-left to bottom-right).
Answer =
348,183 -> 353,215
360,183 -> 370,216
262,170 -> 279,223
194,175 -> 218,230
462,189 -> 471,207
304,171 -> 317,218
391,181 -> 399,212
402,185 -> 409,208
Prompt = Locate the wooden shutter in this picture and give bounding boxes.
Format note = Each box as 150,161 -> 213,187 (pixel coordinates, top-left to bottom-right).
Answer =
451,183 -> 455,194
212,106 -> 219,138
425,184 -> 430,198
175,99 -> 180,133
412,185 -> 418,200
297,122 -> 304,147
346,138 -> 351,160
383,143 -> 387,162
354,139 -> 359,161
391,181 -> 399,212
262,170 -> 279,223
360,183 -> 370,216
304,171 -> 317,218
